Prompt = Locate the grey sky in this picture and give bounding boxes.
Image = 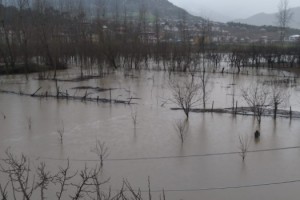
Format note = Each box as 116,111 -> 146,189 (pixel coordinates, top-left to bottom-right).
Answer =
169,0 -> 300,20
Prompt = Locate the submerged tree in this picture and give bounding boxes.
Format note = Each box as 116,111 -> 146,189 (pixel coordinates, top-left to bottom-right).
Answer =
131,107 -> 138,129
91,139 -> 109,167
169,77 -> 201,119
238,133 -> 250,161
270,83 -> 289,119
241,85 -> 270,125
57,120 -> 64,144
199,67 -> 210,109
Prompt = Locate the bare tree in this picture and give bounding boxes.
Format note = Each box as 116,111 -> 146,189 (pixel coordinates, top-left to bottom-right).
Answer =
94,0 -> 107,19
178,10 -> 188,43
199,67 -> 210,109
270,84 -> 289,119
70,165 -> 95,200
35,162 -> 54,200
0,149 -> 35,200
131,108 -> 138,129
241,85 -> 270,125
54,160 -> 77,200
276,0 -> 293,42
57,120 -> 64,144
138,3 -> 147,35
0,9 -> 17,71
0,182 -> 9,200
16,0 -> 32,79
169,77 -> 201,119
199,18 -> 212,67
0,150 -> 166,200
238,133 -> 250,161
174,119 -> 188,144
91,140 -> 109,167
91,166 -> 110,200
154,9 -> 160,44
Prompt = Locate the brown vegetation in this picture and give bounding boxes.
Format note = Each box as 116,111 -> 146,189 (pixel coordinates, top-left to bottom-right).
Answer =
0,149 -> 166,200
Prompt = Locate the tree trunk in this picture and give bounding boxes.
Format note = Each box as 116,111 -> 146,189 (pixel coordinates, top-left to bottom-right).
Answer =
274,103 -> 278,119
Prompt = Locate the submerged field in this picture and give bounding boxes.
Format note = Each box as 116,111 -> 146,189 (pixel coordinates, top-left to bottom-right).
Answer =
1,66 -> 300,200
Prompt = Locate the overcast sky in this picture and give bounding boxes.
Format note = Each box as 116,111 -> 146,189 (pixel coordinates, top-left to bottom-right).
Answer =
169,0 -> 300,20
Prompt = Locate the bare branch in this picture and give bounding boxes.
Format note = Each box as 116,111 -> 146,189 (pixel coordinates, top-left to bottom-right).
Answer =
35,162 -> 54,200
54,160 -> 77,200
91,140 -> 109,167
57,120 -> 65,144
0,182 -> 9,200
0,149 -> 35,200
238,134 -> 251,161
241,84 -> 270,125
169,77 -> 201,118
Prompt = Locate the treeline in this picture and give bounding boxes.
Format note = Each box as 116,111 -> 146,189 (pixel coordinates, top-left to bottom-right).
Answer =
1,1 -> 300,79
224,44 -> 300,73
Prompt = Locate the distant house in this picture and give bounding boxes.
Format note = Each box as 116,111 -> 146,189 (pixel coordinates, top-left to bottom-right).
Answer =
139,32 -> 158,44
289,35 -> 300,42
211,26 -> 220,32
260,36 -> 268,44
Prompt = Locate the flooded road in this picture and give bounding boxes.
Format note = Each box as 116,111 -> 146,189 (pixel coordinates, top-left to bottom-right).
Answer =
1,68 -> 300,199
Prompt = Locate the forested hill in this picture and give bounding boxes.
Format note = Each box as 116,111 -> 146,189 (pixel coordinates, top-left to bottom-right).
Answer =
92,0 -> 200,20
1,0 -> 201,21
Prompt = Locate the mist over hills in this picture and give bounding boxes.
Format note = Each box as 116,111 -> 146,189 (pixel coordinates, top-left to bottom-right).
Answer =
185,6 -> 232,23
234,7 -> 300,29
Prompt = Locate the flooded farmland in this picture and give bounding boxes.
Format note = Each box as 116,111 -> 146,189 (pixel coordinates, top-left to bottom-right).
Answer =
1,67 -> 300,200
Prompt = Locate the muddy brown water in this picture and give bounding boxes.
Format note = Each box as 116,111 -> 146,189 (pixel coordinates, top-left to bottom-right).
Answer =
1,68 -> 300,199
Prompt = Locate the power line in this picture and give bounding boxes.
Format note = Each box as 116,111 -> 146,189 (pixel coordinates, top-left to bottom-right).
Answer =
136,179 -> 300,193
2,147 -> 300,193
33,145 -> 300,162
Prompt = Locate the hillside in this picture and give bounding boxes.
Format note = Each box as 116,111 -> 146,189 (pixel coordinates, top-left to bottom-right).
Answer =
234,7 -> 300,29
1,0 -> 201,21
87,0 -> 201,21
235,13 -> 275,27
225,22 -> 300,42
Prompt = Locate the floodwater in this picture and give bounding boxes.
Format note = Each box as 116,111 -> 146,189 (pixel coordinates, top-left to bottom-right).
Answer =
1,67 -> 300,200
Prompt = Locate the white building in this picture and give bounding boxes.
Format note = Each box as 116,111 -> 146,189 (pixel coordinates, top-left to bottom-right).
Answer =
289,35 -> 300,42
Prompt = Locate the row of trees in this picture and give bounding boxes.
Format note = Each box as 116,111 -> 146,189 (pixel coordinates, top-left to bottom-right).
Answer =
227,45 -> 300,72
0,0 -> 208,77
1,1 -> 300,78
241,83 -> 289,124
170,74 -> 289,126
